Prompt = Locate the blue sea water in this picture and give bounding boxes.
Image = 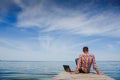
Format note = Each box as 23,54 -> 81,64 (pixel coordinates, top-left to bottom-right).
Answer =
0,61 -> 120,80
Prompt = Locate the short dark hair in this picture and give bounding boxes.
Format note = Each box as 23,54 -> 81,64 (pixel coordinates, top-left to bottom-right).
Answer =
83,46 -> 88,52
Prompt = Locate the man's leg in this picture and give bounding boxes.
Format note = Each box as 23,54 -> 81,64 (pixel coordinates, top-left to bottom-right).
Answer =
75,58 -> 84,73
75,58 -> 79,65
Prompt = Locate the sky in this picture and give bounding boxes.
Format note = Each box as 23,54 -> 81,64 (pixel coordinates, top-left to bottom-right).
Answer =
0,0 -> 120,61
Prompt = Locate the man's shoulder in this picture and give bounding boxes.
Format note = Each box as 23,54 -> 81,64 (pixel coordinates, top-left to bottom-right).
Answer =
80,53 -> 94,56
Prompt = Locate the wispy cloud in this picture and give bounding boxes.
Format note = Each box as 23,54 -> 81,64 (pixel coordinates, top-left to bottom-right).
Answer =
0,38 -> 36,60
0,38 -> 32,51
0,36 -> 78,61
0,0 -> 120,61
0,35 -> 102,61
14,0 -> 120,37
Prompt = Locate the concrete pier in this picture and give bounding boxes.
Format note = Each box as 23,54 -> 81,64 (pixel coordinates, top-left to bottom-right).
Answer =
52,72 -> 114,80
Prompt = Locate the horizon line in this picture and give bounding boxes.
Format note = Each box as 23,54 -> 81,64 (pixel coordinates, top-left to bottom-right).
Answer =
0,60 -> 120,62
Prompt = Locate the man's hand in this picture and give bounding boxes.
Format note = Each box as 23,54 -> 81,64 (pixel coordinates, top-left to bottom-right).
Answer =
98,72 -> 104,75
69,71 -> 79,74
70,67 -> 79,74
69,72 -> 76,74
95,68 -> 104,75
69,69 -> 79,74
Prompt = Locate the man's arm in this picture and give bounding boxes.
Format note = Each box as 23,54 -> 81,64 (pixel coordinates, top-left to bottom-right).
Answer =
93,55 -> 103,75
70,56 -> 81,74
94,68 -> 103,75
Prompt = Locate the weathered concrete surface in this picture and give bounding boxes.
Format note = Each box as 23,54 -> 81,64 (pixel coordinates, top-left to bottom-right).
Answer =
52,72 -> 114,80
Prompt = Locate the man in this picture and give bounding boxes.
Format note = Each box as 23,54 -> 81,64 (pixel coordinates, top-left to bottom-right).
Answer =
71,46 -> 103,75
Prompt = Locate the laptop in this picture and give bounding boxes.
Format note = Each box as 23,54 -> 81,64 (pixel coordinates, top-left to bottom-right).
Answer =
63,65 -> 71,72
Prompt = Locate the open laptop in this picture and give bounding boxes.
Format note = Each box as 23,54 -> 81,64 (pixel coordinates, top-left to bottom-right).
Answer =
63,65 -> 72,72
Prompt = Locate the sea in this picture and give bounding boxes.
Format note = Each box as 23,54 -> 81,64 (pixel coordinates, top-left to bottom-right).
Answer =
0,61 -> 120,80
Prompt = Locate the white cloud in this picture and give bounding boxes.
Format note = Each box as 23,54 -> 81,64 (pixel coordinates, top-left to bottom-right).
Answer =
0,34 -> 119,61
14,0 -> 120,37
0,39 -> 31,50
0,0 -> 120,61
0,36 -> 79,61
117,41 -> 120,44
107,44 -> 114,50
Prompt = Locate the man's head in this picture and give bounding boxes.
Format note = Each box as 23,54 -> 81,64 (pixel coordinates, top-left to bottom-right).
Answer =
83,46 -> 89,53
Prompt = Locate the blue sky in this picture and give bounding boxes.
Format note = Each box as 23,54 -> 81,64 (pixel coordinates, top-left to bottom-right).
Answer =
0,0 -> 120,61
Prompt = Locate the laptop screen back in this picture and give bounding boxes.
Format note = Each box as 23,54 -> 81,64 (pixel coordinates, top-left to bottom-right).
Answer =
63,65 -> 71,72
